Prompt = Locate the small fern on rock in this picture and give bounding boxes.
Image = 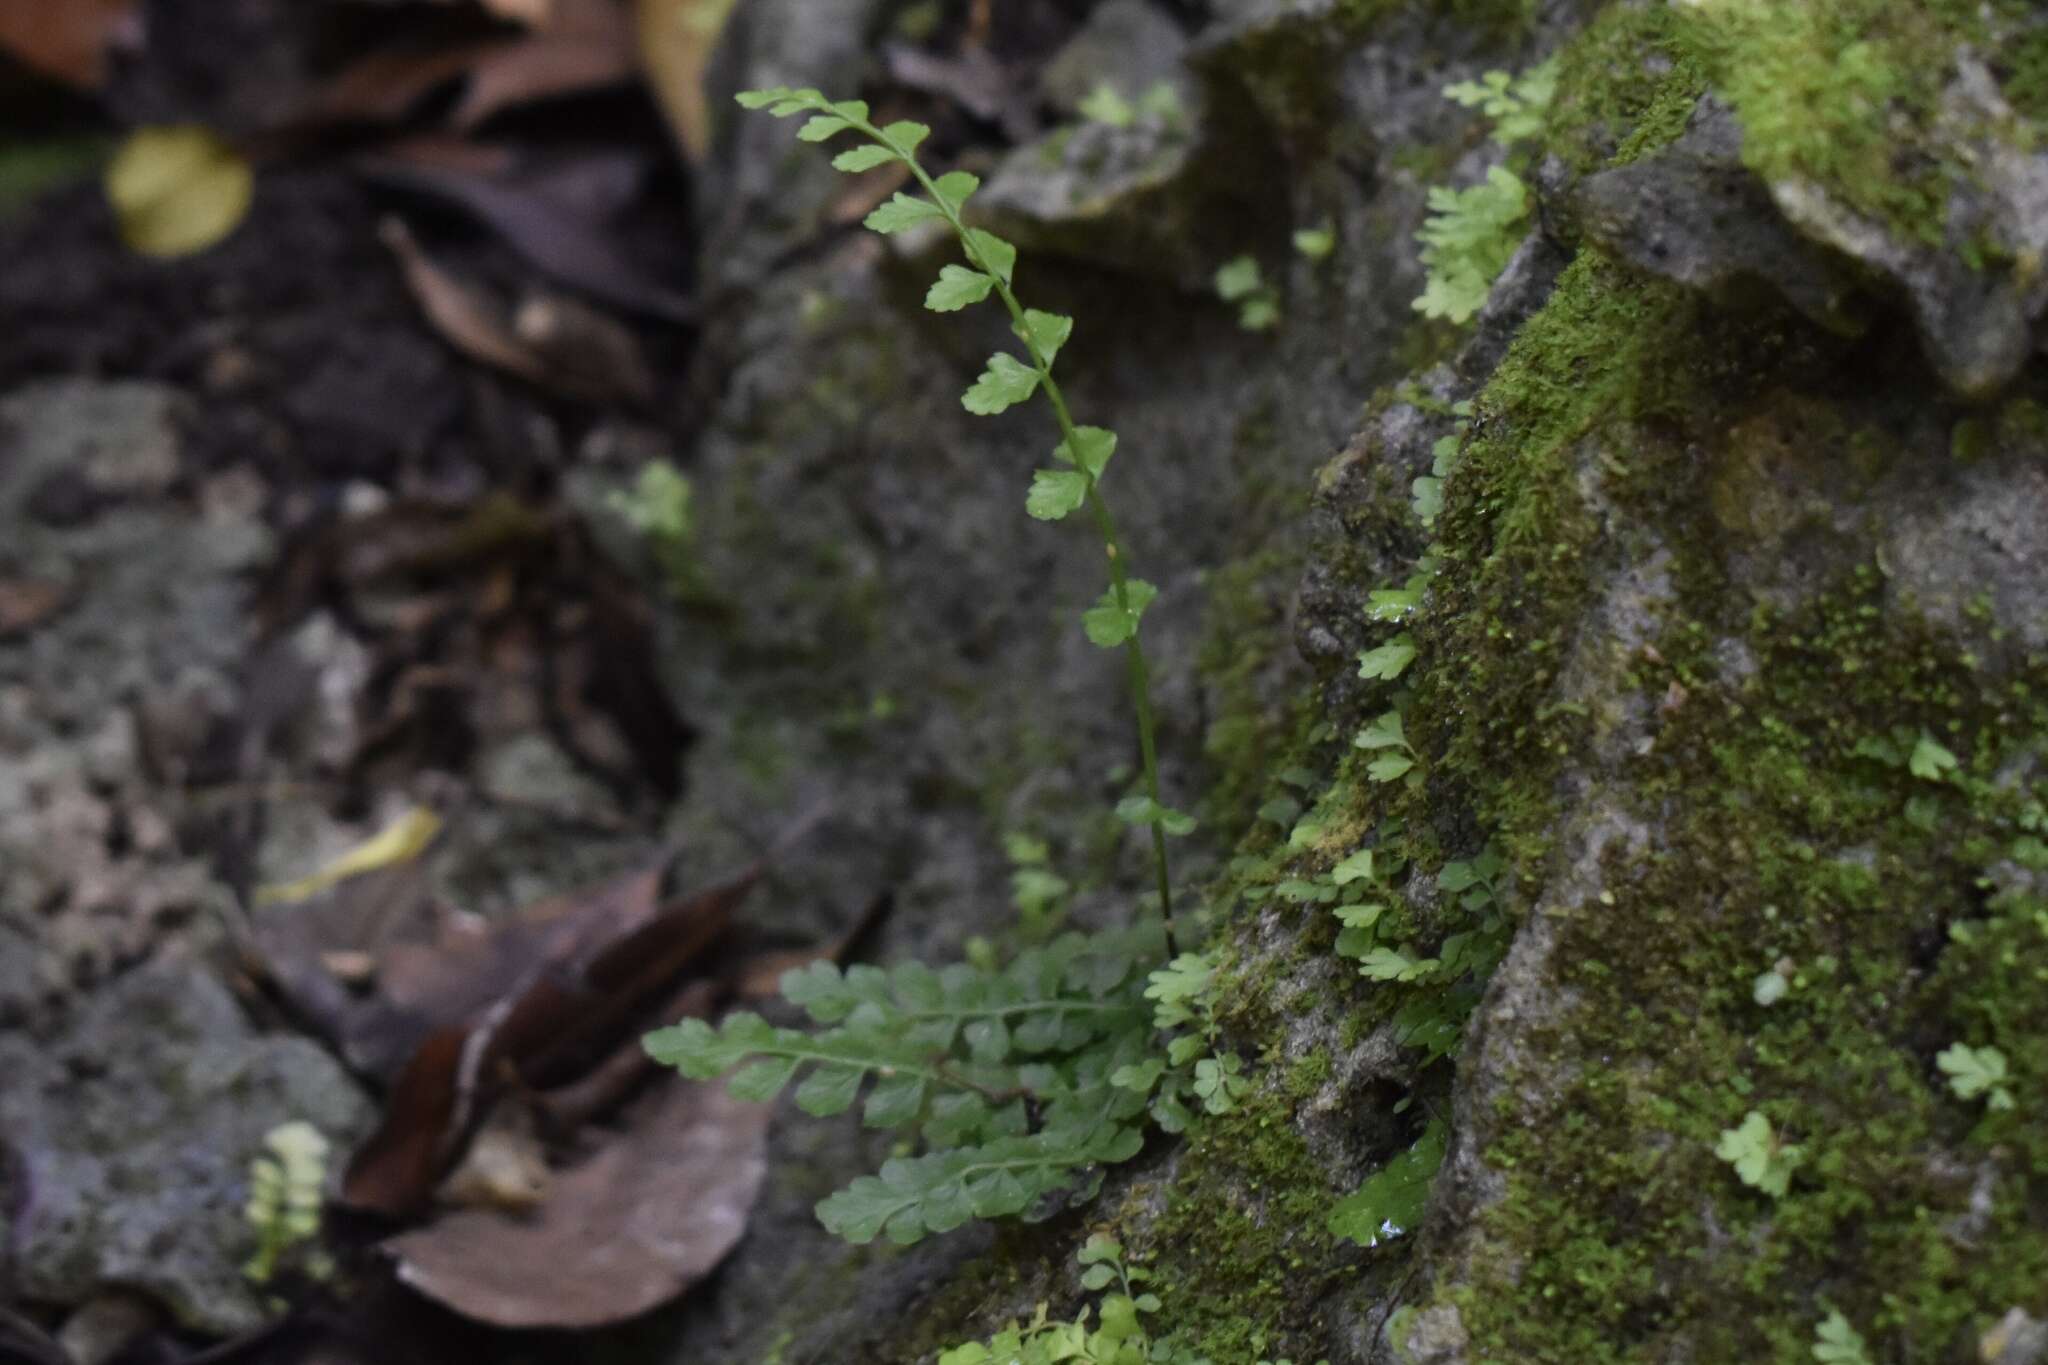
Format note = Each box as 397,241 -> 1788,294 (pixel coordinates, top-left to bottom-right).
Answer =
645,86 -> 1235,1248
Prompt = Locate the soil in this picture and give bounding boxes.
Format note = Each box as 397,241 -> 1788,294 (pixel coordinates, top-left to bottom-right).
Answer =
0,20 -> 713,1360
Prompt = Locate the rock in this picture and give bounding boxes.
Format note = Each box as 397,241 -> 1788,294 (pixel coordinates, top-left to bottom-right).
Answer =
56,1293 -> 160,1365
973,76 -> 1219,286
0,380 -> 263,1006
693,0 -> 892,291
1575,96 -> 1869,335
1765,58 -> 2048,397
0,965 -> 371,1335
1037,0 -> 1191,114
1983,1308 -> 2048,1365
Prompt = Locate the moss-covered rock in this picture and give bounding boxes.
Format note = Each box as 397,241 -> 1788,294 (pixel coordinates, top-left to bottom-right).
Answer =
645,1 -> 2048,1362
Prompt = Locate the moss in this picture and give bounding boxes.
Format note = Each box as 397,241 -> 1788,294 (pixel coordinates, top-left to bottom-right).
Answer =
1669,0 -> 2046,250
1541,5 -> 1695,176
1453,575 -> 2048,1361
1136,1084 -> 1375,1361
1412,249 -> 1709,873
1332,0 -> 1537,39
1373,175 -> 2048,1357
1195,404 -> 1319,833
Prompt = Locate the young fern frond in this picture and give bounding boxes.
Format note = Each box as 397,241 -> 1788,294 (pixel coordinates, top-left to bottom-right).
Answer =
735,86 -> 1188,953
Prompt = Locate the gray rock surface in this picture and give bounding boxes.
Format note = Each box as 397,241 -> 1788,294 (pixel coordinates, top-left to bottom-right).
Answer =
0,380 -> 260,1016
0,966 -> 370,1335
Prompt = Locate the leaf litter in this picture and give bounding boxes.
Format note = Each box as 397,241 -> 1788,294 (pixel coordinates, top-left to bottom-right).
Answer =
245,796 -> 866,1328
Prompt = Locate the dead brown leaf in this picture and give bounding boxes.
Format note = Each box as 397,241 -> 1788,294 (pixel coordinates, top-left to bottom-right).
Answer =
449,26 -> 632,130
381,216 -> 654,405
259,858 -> 664,1085
361,156 -> 695,323
528,976 -> 717,1135
387,1075 -> 772,1328
339,861 -> 761,1215
512,293 -> 656,404
289,0 -> 628,140
247,489 -> 690,802
479,0 -> 554,24
633,0 -> 740,167
730,889 -> 890,1000
0,577 -> 70,639
379,216 -> 553,387
0,0 -> 140,90
296,42 -> 502,128
0,1304 -> 70,1365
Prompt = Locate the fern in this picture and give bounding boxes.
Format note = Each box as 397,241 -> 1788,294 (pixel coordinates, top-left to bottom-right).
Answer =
1413,167 -> 1530,323
1413,58 -> 1558,323
648,931 -> 1193,1243
638,85 -> 1275,1248
1327,1120 -> 1446,1247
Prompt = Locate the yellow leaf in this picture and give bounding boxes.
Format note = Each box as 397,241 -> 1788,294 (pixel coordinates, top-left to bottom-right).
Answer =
256,807 -> 443,906
104,125 -> 253,259
634,0 -> 742,166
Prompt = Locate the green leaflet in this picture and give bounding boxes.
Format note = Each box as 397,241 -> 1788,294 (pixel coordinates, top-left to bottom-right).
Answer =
1027,469 -> 1089,521
1143,953 -> 1211,1030
1812,1310 -> 1875,1365
880,119 -> 930,154
1714,1110 -> 1803,1198
796,115 -> 852,141
1214,254 -> 1261,300
1055,426 -> 1117,479
1017,309 -> 1073,368
817,1129 -> 1142,1245
832,143 -> 898,174
1328,1121 -> 1446,1246
1356,634 -> 1417,681
1114,794 -> 1195,836
963,352 -> 1040,415
794,1063 -> 865,1116
1082,579 -> 1158,647
1369,586 -> 1421,620
1354,946 -> 1439,983
867,193 -> 944,235
1330,849 -> 1376,885
1909,731 -> 1959,782
927,264 -> 997,311
1293,225 -> 1336,260
1367,753 -> 1414,782
1936,1042 -> 2016,1109
1354,710 -> 1407,751
932,170 -> 980,212
966,229 -> 1017,283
